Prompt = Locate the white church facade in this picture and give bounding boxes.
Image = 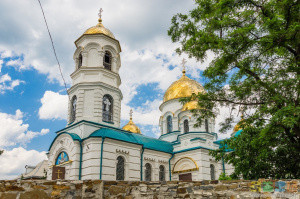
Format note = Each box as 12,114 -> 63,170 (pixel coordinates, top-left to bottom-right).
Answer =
46,11 -> 234,181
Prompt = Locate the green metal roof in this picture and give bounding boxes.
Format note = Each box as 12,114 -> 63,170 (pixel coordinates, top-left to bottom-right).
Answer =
90,128 -> 173,153
48,132 -> 82,151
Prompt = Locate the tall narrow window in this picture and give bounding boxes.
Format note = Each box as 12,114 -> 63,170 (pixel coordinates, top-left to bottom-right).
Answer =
78,53 -> 82,68
116,156 -> 125,180
184,119 -> 189,133
159,165 -> 165,181
210,164 -> 215,180
205,119 -> 209,132
145,163 -> 152,181
167,116 -> 172,133
103,51 -> 112,70
102,95 -> 113,123
70,96 -> 77,123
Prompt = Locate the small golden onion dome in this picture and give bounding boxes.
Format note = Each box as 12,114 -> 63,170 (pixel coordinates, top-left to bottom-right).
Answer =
122,118 -> 141,134
83,18 -> 115,39
182,100 -> 201,111
163,69 -> 205,103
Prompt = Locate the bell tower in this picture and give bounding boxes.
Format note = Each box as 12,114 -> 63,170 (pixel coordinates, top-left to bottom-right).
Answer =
67,9 -> 122,128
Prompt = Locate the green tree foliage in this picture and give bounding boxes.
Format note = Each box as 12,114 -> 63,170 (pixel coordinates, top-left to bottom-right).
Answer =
168,0 -> 300,178
0,150 -> 3,155
218,172 -> 232,180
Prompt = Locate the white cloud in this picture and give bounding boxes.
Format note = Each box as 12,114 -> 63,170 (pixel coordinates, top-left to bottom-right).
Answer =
0,59 -> 3,72
38,91 -> 68,120
0,147 -> 47,180
0,73 -> 24,94
0,110 -> 49,148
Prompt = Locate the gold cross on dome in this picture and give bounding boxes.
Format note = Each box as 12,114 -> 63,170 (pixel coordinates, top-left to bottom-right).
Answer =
98,8 -> 103,18
181,58 -> 187,71
129,109 -> 133,119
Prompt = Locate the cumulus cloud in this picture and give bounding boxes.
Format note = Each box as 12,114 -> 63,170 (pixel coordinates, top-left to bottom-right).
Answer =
0,59 -> 3,72
0,73 -> 24,94
0,110 -> 49,148
39,91 -> 68,120
0,147 -> 47,180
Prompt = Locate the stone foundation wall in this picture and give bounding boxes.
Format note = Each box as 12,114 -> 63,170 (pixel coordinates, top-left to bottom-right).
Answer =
0,179 -> 299,199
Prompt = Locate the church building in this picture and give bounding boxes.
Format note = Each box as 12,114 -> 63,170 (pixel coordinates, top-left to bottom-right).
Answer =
46,11 -> 234,181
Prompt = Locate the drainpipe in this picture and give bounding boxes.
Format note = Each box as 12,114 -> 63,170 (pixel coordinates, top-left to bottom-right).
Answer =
168,153 -> 174,181
140,146 -> 144,181
99,137 -> 106,179
222,153 -> 225,173
79,140 -> 83,180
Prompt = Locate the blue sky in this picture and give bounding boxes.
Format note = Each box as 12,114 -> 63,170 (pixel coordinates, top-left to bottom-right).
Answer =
0,0 -> 234,179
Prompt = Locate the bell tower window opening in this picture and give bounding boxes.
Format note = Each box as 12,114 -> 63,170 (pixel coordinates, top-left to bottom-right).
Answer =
210,164 -> 215,180
116,156 -> 125,180
205,119 -> 209,132
184,119 -> 189,133
78,53 -> 82,68
103,51 -> 112,70
159,165 -> 165,181
70,96 -> 77,123
145,163 -> 152,181
167,115 -> 172,133
102,94 -> 113,123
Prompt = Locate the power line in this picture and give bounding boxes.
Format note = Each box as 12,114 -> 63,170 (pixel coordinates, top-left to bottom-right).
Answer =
37,0 -> 70,101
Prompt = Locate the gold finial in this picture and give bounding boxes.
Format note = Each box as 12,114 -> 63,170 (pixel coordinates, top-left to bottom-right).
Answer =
129,109 -> 133,120
98,8 -> 103,22
181,58 -> 187,75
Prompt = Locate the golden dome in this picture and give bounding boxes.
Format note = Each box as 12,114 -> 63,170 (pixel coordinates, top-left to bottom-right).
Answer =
182,100 -> 201,111
233,115 -> 245,133
83,18 -> 115,39
122,118 -> 141,134
163,70 -> 205,103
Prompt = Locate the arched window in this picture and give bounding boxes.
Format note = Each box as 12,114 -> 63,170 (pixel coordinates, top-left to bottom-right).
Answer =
184,119 -> 189,133
159,165 -> 165,181
55,151 -> 69,165
70,96 -> 77,123
102,95 -> 113,123
145,163 -> 152,181
210,164 -> 215,180
167,115 -> 172,133
78,53 -> 82,68
205,119 -> 209,132
103,51 -> 112,70
116,156 -> 125,180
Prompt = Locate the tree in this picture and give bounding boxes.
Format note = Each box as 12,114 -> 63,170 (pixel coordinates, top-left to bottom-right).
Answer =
168,0 -> 300,178
0,150 -> 3,155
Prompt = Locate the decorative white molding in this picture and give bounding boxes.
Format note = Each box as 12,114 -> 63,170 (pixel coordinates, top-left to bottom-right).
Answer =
116,149 -> 129,155
144,157 -> 155,162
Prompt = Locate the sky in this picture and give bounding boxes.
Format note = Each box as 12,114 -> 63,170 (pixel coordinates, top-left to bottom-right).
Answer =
0,0 -> 237,179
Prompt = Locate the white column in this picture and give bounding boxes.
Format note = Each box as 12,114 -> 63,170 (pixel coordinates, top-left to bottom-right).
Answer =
99,51 -> 105,68
82,52 -> 88,67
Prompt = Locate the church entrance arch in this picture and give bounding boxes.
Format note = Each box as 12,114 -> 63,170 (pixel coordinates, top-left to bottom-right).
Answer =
172,157 -> 198,174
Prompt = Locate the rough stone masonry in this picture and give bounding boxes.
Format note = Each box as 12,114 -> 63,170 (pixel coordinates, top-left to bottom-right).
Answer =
0,179 -> 299,199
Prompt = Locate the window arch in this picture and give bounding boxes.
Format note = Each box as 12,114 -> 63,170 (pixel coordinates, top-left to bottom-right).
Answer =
210,164 -> 215,180
145,163 -> 152,181
70,96 -> 77,123
184,119 -> 189,133
103,51 -> 112,70
78,53 -> 83,68
167,115 -> 172,133
102,95 -> 113,123
159,165 -> 165,181
116,156 -> 125,180
205,119 -> 209,132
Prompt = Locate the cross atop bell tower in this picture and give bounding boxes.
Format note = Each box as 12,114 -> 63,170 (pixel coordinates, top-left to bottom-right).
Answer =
67,10 -> 123,128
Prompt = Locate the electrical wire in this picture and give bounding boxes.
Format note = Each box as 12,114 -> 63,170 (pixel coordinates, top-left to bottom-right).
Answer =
37,0 -> 70,101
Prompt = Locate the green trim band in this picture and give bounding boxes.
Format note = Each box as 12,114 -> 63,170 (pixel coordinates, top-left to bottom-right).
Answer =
169,153 -> 174,181
140,146 -> 144,181
100,137 -> 105,179
79,140 -> 82,180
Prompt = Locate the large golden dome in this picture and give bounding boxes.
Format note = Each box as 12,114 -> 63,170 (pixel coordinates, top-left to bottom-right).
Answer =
83,18 -> 115,39
163,70 -> 205,103
233,115 -> 245,133
122,118 -> 141,134
182,100 -> 201,111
